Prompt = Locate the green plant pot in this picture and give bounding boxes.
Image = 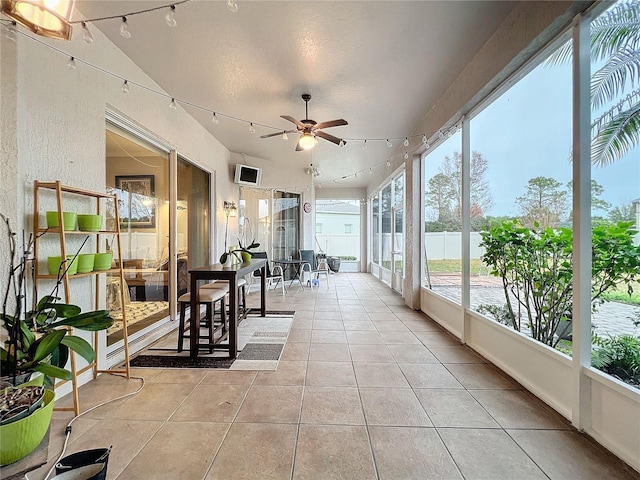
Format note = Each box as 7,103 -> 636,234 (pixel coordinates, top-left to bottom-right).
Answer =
48,256 -> 78,276
46,211 -> 77,231
77,254 -> 96,273
77,214 -> 103,232
0,372 -> 44,390
0,389 -> 54,465
93,253 -> 113,271
0,386 -> 45,426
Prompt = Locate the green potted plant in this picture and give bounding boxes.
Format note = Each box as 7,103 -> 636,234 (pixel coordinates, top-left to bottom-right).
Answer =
219,216 -> 260,265
0,214 -> 114,465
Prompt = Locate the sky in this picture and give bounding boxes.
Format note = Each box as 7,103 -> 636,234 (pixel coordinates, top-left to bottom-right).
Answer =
424,49 -> 639,218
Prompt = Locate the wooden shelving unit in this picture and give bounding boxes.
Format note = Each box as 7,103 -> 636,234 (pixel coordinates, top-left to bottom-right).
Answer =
33,180 -> 131,415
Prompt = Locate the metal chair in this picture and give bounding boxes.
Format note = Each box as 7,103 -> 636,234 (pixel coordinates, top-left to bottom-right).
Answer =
250,251 -> 285,295
299,249 -> 329,289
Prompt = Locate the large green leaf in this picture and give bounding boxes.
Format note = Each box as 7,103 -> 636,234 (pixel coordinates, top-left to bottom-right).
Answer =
32,329 -> 66,363
49,310 -> 114,331
40,302 -> 82,319
591,48 -> 640,108
61,335 -> 95,364
51,342 -> 69,369
591,101 -> 640,166
19,321 -> 35,350
31,363 -> 73,381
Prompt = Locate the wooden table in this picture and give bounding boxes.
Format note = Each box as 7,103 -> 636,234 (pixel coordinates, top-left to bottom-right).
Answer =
188,258 -> 266,358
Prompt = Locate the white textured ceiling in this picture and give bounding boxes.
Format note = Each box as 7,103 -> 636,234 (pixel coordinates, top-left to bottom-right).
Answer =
77,0 -> 516,188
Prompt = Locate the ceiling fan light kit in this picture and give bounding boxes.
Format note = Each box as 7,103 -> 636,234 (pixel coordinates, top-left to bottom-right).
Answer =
1,0 -> 75,40
261,94 -> 347,151
298,133 -> 318,150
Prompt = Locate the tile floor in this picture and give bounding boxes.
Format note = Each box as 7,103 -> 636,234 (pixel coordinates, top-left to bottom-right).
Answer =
29,273 -> 638,480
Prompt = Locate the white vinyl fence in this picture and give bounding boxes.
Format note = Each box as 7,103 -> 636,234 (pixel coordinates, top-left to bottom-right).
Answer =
315,234 -> 360,259
424,232 -> 484,260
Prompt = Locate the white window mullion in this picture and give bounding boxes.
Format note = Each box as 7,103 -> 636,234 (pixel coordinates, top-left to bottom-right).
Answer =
571,10 -> 592,430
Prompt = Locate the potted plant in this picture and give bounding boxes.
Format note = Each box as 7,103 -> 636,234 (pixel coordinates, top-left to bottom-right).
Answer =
0,214 -> 114,465
219,216 -> 260,265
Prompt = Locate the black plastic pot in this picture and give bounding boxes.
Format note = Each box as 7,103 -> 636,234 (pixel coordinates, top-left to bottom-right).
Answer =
327,257 -> 341,273
55,447 -> 111,480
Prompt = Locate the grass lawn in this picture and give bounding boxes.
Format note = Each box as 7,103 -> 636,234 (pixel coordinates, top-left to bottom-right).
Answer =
601,281 -> 640,306
427,259 -> 485,275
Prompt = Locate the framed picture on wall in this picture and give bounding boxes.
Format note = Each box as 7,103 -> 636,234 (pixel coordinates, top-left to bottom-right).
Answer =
115,175 -> 156,228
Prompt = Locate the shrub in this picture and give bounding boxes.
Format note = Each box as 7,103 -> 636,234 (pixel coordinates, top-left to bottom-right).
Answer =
591,334 -> 640,388
479,220 -> 640,347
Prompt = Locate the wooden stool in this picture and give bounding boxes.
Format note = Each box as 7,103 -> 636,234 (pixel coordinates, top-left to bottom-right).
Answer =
201,278 -> 247,314
177,288 -> 226,353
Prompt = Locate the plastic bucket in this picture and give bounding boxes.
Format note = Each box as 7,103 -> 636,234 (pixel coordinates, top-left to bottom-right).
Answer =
55,448 -> 110,480
51,463 -> 107,480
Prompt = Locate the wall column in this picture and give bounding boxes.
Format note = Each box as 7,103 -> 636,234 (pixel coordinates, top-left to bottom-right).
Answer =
404,153 -> 421,309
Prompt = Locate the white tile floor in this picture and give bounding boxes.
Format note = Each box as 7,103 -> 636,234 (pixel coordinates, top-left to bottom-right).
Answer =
28,273 -> 639,480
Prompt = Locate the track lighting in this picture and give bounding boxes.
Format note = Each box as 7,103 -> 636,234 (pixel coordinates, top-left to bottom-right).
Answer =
386,160 -> 391,167
422,134 -> 427,144
249,123 -> 256,134
282,131 -> 288,141
386,139 -> 392,148
404,137 -> 409,147
404,151 -> 409,160
227,0 -> 238,13
122,80 -> 130,93
67,56 -> 76,69
169,98 -> 177,109
212,113 -> 219,124
362,140 -> 367,150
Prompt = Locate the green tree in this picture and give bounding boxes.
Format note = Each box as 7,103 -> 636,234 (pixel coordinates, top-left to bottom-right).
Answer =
424,151 -> 493,231
424,173 -> 455,223
609,201 -> 636,222
516,176 -> 569,228
548,0 -> 640,166
566,179 -> 612,213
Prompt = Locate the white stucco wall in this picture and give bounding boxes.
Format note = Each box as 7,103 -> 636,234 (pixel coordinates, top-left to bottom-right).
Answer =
1,19 -> 233,391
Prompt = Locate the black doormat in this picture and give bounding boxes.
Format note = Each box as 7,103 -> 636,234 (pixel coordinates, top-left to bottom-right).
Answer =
245,309 -> 296,317
129,355 -> 235,369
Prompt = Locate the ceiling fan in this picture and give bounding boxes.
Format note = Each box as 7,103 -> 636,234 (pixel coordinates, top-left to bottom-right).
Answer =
260,94 -> 348,151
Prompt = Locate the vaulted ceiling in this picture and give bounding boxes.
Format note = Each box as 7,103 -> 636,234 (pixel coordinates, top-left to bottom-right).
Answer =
78,1 -> 517,188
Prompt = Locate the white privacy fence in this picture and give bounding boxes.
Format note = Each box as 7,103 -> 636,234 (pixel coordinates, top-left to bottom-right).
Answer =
315,234 -> 360,259
424,232 -> 484,260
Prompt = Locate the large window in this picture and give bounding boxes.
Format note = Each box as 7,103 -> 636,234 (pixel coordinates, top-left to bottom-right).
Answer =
273,191 -> 300,261
588,1 -> 640,389
370,172 -> 405,287
468,35 -> 573,342
105,124 -> 211,346
315,199 -> 361,261
422,130 -> 462,303
372,194 -> 379,265
105,125 -> 170,344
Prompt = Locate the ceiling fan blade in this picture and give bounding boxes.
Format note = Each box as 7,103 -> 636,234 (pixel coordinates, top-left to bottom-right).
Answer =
315,130 -> 342,145
314,119 -> 348,130
295,139 -> 304,152
260,132 -> 284,139
281,115 -> 305,129
260,130 -> 296,139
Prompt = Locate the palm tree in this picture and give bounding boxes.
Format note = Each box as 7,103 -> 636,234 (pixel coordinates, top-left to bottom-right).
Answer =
549,0 -> 640,166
